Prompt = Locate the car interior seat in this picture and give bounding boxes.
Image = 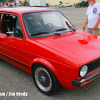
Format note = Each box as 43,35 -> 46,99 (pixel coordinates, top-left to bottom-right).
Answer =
1,15 -> 14,33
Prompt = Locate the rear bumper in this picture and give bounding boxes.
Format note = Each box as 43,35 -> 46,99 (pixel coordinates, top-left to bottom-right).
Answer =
72,70 -> 100,87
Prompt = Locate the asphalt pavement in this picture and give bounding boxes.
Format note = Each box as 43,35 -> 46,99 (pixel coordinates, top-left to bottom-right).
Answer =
0,6 -> 100,100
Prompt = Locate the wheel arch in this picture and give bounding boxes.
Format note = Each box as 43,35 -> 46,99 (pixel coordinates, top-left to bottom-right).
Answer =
30,58 -> 59,80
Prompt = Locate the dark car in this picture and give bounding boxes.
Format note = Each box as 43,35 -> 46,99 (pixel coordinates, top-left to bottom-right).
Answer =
75,0 -> 89,8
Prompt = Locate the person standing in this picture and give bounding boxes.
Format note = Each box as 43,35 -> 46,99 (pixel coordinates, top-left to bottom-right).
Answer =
15,2 -> 16,7
2,2 -> 4,7
83,0 -> 100,36
6,2 -> 8,7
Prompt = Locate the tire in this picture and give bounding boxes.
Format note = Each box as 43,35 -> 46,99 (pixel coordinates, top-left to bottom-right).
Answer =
32,64 -> 60,95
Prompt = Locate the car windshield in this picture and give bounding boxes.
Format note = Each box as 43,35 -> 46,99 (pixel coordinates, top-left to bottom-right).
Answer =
23,11 -> 75,38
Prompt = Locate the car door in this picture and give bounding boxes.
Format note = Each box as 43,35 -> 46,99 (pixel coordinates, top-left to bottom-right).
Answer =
0,13 -> 25,64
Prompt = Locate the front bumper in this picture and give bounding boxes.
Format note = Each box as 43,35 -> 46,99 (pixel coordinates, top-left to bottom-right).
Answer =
72,70 -> 100,87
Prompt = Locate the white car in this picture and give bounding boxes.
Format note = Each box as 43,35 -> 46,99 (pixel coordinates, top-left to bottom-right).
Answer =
60,2 -> 73,7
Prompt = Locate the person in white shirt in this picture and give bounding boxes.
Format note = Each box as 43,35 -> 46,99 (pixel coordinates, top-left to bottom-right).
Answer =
83,0 -> 100,35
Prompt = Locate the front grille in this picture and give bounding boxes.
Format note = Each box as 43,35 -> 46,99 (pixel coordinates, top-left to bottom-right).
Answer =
87,58 -> 100,73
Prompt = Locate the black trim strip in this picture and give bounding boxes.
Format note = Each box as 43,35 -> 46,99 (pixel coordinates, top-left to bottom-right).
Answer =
0,53 -> 30,69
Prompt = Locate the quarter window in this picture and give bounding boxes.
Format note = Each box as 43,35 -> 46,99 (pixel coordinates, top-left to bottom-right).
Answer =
0,14 -> 23,39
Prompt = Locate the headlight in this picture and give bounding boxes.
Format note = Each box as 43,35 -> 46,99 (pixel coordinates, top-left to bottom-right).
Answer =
80,65 -> 88,77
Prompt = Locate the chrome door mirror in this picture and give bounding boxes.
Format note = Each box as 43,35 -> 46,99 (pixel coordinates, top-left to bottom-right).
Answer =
6,31 -> 15,38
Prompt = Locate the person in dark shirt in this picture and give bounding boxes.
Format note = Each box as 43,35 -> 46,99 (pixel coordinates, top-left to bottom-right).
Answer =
15,2 -> 16,7
6,2 -> 8,7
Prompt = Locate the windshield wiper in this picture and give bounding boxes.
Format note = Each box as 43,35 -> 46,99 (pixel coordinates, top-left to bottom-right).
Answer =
53,28 -> 67,32
30,32 -> 49,36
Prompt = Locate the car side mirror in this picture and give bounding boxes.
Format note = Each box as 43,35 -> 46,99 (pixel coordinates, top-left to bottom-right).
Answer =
6,31 -> 15,38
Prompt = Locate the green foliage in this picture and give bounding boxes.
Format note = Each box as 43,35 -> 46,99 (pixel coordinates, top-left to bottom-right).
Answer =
0,0 -> 14,2
9,0 -> 11,1
0,0 -> 6,2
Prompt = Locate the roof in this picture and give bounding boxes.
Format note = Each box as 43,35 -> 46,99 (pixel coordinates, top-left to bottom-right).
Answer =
0,7 -> 57,14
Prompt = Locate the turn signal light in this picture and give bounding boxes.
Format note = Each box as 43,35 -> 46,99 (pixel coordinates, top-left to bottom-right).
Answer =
81,80 -> 87,86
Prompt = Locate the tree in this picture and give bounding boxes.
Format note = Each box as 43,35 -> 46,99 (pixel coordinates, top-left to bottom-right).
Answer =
0,0 -> 14,2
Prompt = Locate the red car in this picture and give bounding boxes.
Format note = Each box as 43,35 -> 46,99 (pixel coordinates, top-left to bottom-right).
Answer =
0,7 -> 100,95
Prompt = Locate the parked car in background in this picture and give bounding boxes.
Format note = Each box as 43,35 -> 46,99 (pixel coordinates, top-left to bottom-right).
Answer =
75,0 -> 89,8
0,7 -> 100,95
60,2 -> 73,7
55,1 -> 73,8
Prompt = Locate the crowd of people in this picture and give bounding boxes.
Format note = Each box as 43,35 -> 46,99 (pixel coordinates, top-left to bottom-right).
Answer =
0,2 -> 16,8
0,1 -> 29,8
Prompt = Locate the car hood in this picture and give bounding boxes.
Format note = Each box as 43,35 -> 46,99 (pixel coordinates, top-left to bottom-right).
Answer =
35,30 -> 100,64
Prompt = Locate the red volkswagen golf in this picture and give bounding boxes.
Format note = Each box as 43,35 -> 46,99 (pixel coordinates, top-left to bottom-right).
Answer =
0,7 -> 100,95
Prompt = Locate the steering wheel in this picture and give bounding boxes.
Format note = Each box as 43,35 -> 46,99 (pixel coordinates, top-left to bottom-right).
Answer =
45,23 -> 53,32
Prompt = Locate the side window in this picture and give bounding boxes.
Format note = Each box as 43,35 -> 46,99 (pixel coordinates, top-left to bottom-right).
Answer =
1,14 -> 16,34
15,17 -> 23,39
0,14 -> 23,39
